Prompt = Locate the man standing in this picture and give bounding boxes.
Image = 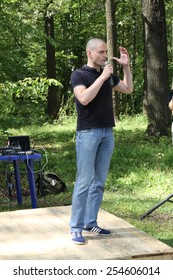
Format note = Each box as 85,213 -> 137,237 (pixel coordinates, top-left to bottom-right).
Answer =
70,38 -> 133,244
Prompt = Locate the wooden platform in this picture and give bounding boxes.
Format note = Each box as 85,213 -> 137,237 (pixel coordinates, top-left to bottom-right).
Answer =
0,206 -> 173,260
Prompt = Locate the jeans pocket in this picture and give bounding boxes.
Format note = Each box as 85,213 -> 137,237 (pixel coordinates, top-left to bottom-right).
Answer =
77,129 -> 93,137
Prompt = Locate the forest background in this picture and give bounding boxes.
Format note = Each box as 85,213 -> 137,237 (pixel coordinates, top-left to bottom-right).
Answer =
0,0 -> 173,248
0,0 -> 172,128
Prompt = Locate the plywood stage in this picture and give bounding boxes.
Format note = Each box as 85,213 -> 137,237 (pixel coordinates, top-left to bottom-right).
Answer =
0,206 -> 172,260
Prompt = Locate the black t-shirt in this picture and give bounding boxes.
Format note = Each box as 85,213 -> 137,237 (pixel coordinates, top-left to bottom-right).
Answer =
71,65 -> 120,131
168,89 -> 173,103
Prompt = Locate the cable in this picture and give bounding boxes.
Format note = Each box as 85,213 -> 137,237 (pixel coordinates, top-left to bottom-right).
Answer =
25,147 -> 48,175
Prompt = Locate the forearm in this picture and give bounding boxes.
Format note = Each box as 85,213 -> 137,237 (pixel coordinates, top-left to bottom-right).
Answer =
112,47 -> 133,94
74,75 -> 105,106
169,99 -> 173,111
122,65 -> 133,93
114,65 -> 133,94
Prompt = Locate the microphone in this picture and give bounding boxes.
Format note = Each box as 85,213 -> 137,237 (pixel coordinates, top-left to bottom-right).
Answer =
103,61 -> 114,87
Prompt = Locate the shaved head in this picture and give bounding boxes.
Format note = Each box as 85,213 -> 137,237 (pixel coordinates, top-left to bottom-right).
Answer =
86,38 -> 106,52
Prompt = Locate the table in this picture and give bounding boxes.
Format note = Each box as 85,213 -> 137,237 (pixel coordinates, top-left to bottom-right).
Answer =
0,153 -> 42,208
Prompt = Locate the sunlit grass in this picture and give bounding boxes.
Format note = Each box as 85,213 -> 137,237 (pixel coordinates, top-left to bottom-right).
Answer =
0,114 -> 173,248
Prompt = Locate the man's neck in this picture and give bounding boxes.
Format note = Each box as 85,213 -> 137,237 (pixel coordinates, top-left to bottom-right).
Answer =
87,62 -> 101,72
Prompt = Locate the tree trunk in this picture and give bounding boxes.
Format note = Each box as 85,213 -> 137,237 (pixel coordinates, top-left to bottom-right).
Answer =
45,3 -> 60,118
142,0 -> 170,136
105,0 -> 119,120
172,20 -> 173,87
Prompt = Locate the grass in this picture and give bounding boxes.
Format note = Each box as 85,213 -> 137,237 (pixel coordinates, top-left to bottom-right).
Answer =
0,114 -> 173,248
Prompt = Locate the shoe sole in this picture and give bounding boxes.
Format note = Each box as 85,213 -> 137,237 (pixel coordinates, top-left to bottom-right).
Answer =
84,230 -> 112,236
72,240 -> 85,245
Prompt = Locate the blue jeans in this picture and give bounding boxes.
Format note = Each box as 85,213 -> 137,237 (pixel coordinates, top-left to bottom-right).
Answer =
70,127 -> 114,232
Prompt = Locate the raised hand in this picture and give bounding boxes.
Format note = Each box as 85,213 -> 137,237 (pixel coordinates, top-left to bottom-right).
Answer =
112,47 -> 130,67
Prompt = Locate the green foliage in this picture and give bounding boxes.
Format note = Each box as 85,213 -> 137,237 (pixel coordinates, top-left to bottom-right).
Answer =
0,77 -> 63,129
0,0 -> 172,116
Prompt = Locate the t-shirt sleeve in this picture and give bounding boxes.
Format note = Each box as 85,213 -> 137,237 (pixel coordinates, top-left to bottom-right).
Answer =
112,75 -> 120,87
167,89 -> 173,104
70,69 -> 86,89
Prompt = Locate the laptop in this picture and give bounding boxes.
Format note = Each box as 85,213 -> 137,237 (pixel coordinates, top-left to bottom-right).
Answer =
8,135 -> 31,153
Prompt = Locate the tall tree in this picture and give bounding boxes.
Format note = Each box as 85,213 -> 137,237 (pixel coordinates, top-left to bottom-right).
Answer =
45,0 -> 60,118
142,0 -> 170,136
105,0 -> 119,119
1,0 -> 172,121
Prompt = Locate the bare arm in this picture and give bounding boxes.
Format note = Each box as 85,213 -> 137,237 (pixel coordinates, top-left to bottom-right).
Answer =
113,47 -> 133,94
169,97 -> 173,111
73,65 -> 113,106
74,47 -> 133,105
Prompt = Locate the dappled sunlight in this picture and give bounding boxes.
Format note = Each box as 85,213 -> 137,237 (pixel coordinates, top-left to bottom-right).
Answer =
0,206 -> 172,259
1,114 -> 173,248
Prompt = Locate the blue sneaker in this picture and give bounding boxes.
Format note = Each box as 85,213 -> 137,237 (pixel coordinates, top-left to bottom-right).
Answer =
84,226 -> 111,235
71,232 -> 85,245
